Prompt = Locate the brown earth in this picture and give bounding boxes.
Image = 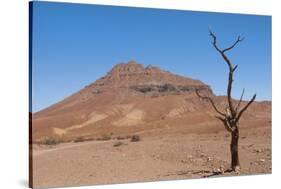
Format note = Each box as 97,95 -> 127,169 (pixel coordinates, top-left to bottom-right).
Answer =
31,61 -> 271,188
32,125 -> 271,188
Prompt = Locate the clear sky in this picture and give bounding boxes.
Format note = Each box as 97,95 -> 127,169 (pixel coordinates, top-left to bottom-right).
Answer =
31,1 -> 271,112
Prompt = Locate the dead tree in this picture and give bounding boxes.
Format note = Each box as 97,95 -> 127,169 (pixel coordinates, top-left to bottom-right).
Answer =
196,30 -> 256,172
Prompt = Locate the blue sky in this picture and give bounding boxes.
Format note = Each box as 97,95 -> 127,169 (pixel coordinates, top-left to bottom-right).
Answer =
31,2 -> 271,112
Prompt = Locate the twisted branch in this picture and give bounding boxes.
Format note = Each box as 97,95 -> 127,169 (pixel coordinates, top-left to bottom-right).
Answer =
195,89 -> 225,117
209,30 -> 244,118
236,94 -> 256,122
222,36 -> 244,53
215,116 -> 233,132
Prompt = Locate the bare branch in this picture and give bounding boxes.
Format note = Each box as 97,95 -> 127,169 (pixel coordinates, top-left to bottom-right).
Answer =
222,36 -> 244,53
195,89 -> 226,117
232,65 -> 238,72
236,94 -> 256,122
215,116 -> 233,132
235,88 -> 245,112
207,30 -> 251,171
209,30 -> 222,53
209,30 -> 244,118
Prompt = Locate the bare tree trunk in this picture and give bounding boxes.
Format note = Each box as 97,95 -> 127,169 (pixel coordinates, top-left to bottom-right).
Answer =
195,30 -> 256,172
230,126 -> 240,171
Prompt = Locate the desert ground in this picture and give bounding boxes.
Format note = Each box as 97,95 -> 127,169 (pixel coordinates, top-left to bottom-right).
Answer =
32,123 -> 271,189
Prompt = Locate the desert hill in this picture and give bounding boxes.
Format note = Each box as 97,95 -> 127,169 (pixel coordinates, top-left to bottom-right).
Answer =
32,60 -> 271,142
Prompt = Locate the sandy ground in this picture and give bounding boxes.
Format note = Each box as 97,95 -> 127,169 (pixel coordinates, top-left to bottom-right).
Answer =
32,126 -> 271,189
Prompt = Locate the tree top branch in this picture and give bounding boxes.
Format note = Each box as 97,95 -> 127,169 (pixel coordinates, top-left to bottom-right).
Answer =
236,94 -> 256,122
222,36 -> 244,53
209,30 -> 244,54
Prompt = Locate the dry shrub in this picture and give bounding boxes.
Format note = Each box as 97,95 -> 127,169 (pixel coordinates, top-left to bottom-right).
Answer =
131,135 -> 141,142
42,137 -> 60,145
116,136 -> 125,140
97,133 -> 112,141
125,135 -> 132,139
74,136 -> 86,143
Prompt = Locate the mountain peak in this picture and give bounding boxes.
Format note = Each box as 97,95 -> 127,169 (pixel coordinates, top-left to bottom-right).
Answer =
108,60 -> 144,75
87,60 -> 210,96
127,60 -> 137,64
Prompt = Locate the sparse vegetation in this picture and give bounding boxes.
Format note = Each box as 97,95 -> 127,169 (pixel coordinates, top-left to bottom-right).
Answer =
42,137 -> 60,145
116,136 -> 125,140
125,135 -> 132,139
74,136 -> 86,143
130,135 -> 141,142
97,133 -> 112,141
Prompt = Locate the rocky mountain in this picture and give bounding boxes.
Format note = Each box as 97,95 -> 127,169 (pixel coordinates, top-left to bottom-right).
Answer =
32,61 -> 271,141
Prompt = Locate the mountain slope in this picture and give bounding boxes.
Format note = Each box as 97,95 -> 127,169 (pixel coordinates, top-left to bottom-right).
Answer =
32,61 -> 271,141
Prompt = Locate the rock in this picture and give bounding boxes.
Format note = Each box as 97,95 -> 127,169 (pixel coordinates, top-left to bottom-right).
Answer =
200,153 -> 205,158
92,89 -> 101,94
219,165 -> 225,172
187,155 -> 193,159
255,149 -> 263,153
235,167 -> 241,173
